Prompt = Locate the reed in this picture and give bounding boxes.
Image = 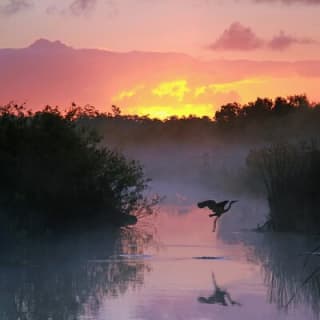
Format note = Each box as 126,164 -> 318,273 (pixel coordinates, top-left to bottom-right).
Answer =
247,141 -> 320,232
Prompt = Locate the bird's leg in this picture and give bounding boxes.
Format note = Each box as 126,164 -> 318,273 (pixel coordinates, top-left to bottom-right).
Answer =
212,272 -> 218,289
212,217 -> 219,232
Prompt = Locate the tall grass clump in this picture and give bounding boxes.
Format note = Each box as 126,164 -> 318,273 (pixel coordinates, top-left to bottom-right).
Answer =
247,141 -> 320,232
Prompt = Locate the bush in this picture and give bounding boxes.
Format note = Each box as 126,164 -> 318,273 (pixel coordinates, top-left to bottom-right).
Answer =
0,104 -> 149,236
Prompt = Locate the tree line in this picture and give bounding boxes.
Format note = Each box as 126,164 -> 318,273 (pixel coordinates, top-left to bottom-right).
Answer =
79,94 -> 320,147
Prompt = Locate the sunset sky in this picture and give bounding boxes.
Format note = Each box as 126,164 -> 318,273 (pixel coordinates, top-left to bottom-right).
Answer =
1,0 -> 320,118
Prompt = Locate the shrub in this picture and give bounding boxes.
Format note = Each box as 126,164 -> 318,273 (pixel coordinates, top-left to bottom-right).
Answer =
0,104 -> 149,235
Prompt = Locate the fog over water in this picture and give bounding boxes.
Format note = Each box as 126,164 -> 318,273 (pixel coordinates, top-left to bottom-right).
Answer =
1,142 -> 319,319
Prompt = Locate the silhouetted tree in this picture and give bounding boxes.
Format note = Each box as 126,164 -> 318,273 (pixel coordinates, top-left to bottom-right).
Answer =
214,102 -> 241,129
0,104 -> 149,236
241,98 -> 273,120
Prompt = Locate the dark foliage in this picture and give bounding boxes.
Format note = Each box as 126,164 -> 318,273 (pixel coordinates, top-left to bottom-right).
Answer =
247,141 -> 320,233
2,94 -> 319,235
74,94 -> 320,148
0,104 -> 149,236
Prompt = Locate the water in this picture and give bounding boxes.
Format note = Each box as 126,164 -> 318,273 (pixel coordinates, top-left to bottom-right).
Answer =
0,195 -> 319,319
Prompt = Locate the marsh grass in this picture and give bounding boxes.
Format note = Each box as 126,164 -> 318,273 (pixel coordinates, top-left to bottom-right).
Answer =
247,141 -> 320,232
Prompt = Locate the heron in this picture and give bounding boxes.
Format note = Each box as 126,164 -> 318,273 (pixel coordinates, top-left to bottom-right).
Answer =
198,272 -> 241,306
197,200 -> 238,232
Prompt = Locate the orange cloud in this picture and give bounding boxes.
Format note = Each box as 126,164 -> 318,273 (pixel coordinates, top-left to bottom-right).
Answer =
110,74 -> 320,119
114,85 -> 145,101
152,80 -> 190,102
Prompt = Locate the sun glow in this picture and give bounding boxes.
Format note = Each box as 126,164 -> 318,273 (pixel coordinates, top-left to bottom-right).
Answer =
194,86 -> 207,97
152,80 -> 190,102
111,76 -> 311,119
125,104 -> 213,119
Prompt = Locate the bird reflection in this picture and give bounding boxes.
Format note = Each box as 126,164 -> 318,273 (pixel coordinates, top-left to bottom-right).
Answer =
197,200 -> 238,232
198,272 -> 241,306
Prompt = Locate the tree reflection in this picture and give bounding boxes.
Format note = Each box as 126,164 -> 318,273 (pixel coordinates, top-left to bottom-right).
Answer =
0,226 -> 156,320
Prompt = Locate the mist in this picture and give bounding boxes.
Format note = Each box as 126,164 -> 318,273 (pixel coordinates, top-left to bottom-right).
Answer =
2,98 -> 320,319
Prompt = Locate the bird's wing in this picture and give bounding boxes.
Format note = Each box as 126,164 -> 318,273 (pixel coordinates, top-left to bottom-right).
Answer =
206,200 -> 217,210
217,200 -> 229,208
198,200 -> 216,209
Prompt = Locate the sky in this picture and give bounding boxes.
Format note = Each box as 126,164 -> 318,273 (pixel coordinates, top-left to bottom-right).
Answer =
1,0 -> 320,60
1,0 -> 320,117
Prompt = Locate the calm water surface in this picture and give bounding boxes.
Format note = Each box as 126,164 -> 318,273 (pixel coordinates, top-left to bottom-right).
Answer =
1,195 -> 319,319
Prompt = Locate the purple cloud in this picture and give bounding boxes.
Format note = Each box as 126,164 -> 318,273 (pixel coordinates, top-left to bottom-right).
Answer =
46,0 -> 117,18
69,0 -> 98,15
268,31 -> 317,50
209,22 -> 317,52
209,22 -> 264,51
0,0 -> 33,15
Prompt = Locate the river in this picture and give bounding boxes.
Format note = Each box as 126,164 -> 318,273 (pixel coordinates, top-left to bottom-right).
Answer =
0,183 -> 319,319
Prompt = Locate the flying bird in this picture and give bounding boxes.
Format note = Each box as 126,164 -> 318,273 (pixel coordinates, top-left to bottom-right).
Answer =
197,200 -> 238,232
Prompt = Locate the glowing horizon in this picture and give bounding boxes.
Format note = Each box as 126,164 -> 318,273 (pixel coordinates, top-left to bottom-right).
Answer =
111,77 -> 319,119
2,1 -> 320,116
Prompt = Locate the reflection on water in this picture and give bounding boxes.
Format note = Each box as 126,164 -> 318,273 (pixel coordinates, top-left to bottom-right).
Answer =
198,272 -> 242,307
240,233 -> 320,315
0,226 -> 154,320
0,202 -> 320,319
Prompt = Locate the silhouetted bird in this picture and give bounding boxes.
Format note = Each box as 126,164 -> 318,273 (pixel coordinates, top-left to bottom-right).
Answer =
197,200 -> 238,232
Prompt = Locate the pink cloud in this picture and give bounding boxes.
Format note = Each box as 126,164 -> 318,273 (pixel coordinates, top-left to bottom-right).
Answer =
268,31 -> 317,50
209,22 -> 264,51
210,23 -> 317,52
